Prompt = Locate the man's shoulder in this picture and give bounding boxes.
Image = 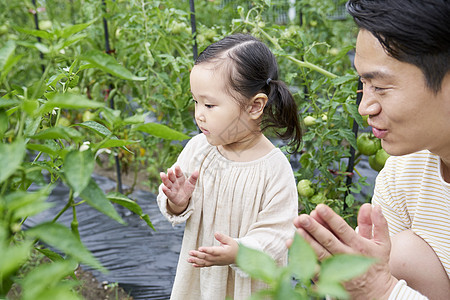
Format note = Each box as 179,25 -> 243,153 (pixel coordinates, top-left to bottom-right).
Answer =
387,150 -> 438,167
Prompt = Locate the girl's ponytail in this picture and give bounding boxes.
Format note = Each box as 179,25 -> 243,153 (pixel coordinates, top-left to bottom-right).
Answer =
262,80 -> 303,153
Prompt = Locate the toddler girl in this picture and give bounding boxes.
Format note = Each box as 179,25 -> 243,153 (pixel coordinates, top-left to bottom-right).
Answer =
158,33 -> 302,300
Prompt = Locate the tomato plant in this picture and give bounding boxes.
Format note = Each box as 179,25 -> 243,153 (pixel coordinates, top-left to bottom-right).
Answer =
0,0 -> 379,298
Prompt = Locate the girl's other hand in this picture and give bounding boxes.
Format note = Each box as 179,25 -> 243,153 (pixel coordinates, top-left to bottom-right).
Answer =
187,232 -> 239,267
160,166 -> 199,214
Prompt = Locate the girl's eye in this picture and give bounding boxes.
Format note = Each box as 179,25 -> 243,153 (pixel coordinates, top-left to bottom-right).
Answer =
192,99 -> 198,104
205,104 -> 214,109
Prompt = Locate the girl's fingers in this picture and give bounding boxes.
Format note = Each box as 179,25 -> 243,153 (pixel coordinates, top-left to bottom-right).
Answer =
167,168 -> 176,182
160,172 -> 172,189
188,170 -> 199,186
174,165 -> 184,178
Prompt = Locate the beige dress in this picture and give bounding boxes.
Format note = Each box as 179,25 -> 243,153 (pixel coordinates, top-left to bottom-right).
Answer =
157,134 -> 298,300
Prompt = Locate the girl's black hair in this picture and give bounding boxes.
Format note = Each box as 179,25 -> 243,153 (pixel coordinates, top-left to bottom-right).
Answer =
195,33 -> 302,153
346,0 -> 450,93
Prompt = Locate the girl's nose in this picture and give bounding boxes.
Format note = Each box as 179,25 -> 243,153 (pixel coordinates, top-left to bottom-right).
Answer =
358,88 -> 381,117
195,107 -> 205,122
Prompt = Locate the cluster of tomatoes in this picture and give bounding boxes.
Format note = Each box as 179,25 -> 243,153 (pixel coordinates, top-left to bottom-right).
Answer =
356,132 -> 389,172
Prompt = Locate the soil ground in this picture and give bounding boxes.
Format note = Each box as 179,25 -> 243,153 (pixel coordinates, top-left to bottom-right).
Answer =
75,266 -> 133,300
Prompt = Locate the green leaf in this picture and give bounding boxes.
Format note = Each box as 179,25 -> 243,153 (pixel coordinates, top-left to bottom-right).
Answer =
236,244 -> 279,284
5,190 -> 54,221
39,93 -> 104,114
320,254 -> 376,283
24,116 -> 42,140
316,281 -> 349,300
0,40 -> 16,70
0,98 -> 20,109
25,222 -> 105,272
132,122 -> 190,141
63,150 -> 95,197
107,192 -> 155,230
30,126 -> 83,141
331,74 -> 358,86
21,259 -> 81,300
96,139 -> 138,149
0,110 -> 8,138
288,233 -> 317,282
0,231 -> 33,279
13,26 -> 53,40
36,247 -> 65,262
0,138 -> 26,183
76,120 -> 112,138
345,194 -> 355,207
339,128 -> 357,150
79,50 -> 146,81
54,33 -> 88,52
0,54 -> 23,82
59,20 -> 96,39
80,178 -> 125,225
27,142 -> 59,157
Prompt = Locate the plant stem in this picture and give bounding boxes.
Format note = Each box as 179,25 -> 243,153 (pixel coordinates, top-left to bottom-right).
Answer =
52,189 -> 74,223
287,56 -> 338,79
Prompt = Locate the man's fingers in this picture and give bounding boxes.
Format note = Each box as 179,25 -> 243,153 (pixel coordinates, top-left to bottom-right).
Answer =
357,203 -> 373,239
295,214 -> 342,258
295,227 -> 332,260
315,204 -> 356,246
372,205 -> 390,245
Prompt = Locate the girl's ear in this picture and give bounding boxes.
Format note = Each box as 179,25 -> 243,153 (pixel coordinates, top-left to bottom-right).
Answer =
247,93 -> 268,119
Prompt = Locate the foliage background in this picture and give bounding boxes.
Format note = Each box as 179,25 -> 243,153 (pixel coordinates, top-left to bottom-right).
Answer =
0,0 -> 376,299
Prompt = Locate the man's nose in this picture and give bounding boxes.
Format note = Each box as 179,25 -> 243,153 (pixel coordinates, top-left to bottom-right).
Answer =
358,88 -> 381,117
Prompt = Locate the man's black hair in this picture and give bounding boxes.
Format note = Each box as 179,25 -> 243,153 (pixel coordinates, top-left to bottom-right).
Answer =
347,0 -> 450,93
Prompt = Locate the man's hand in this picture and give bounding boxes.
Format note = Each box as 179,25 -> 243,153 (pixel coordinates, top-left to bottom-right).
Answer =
187,233 -> 239,268
160,165 -> 199,214
292,203 -> 398,300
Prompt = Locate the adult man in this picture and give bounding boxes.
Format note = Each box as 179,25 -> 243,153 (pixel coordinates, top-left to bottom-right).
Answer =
293,0 -> 450,298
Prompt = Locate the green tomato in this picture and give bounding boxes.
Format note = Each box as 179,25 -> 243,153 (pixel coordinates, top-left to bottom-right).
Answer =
375,148 -> 390,168
82,111 -> 95,122
310,193 -> 327,204
171,21 -> 187,35
303,116 -> 316,127
357,133 -> 380,156
329,48 -> 339,56
38,20 -> 52,31
369,154 -> 383,172
368,148 -> 389,172
297,179 -> 315,197
0,25 -> 8,35
57,116 -> 71,127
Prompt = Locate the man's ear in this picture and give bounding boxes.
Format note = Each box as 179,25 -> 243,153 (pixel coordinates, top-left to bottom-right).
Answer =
247,93 -> 268,119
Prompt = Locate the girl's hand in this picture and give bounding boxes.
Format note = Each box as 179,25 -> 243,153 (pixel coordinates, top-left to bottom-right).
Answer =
187,232 -> 239,267
160,166 -> 199,214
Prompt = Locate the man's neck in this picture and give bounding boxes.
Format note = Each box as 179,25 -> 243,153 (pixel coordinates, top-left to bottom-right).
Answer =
441,159 -> 450,183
